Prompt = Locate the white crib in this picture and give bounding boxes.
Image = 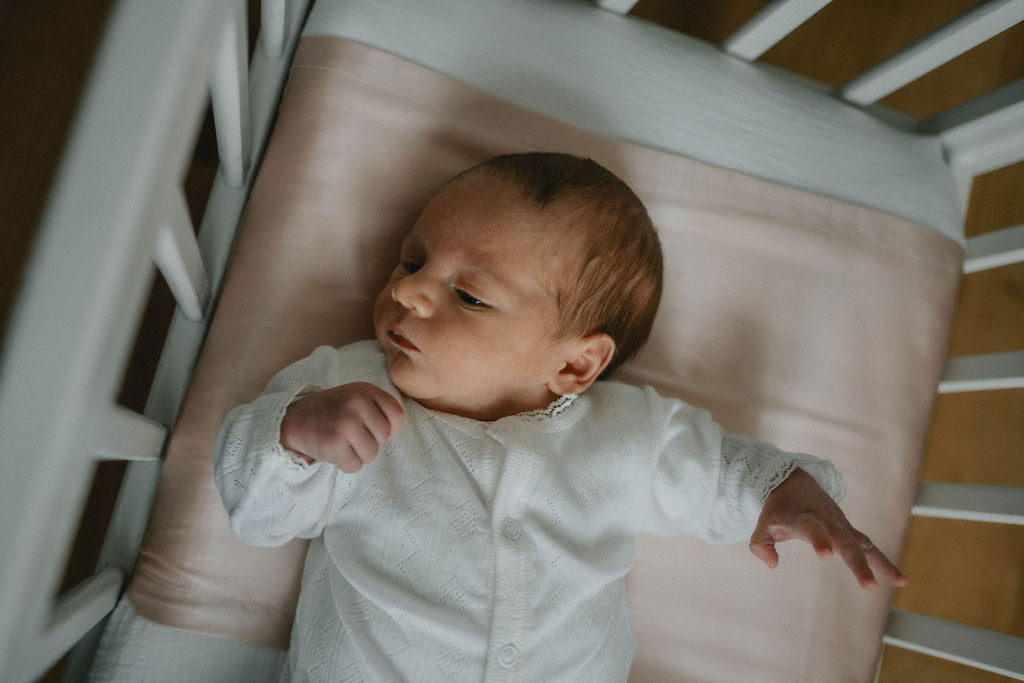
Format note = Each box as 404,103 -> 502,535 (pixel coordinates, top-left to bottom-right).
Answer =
1,1 -> 1022,681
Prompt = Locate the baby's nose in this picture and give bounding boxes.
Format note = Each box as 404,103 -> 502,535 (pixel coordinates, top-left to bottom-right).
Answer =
392,276 -> 434,317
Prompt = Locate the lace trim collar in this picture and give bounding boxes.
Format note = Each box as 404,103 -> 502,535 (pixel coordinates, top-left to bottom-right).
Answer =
516,393 -> 577,422
415,393 -> 583,436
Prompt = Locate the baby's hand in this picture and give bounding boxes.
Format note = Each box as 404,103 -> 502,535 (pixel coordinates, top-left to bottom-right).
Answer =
280,382 -> 404,473
749,468 -> 909,590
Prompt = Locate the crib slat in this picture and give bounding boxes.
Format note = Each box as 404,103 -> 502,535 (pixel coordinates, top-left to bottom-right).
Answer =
912,482 -> 1024,525
922,78 -> 1024,183
938,350 -> 1024,393
15,567 -> 124,683
963,223 -> 1024,273
60,4 -> 314,676
80,0 -> 314,605
884,609 -> 1024,680
261,0 -> 288,59
0,0 -> 227,677
723,0 -> 832,61
593,0 -> 639,14
211,0 -> 251,187
153,188 -> 210,321
839,0 -> 1024,106
93,406 -> 167,461
919,77 -> 1024,136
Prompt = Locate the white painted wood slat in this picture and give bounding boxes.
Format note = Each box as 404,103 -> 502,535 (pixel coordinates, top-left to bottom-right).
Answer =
927,78 -> 1024,182
153,187 -> 210,321
913,482 -> 1024,525
840,0 -> 1024,106
0,0 -> 224,678
963,223 -> 1024,273
723,0 -> 832,61
261,0 -> 288,59
93,405 -> 167,461
210,0 -> 251,187
939,350 -> 1024,392
62,1 -> 314,676
593,0 -> 638,14
920,77 -> 1024,135
884,609 -> 1024,680
14,567 -> 124,683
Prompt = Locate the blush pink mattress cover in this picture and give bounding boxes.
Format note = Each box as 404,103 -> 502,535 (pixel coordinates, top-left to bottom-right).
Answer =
126,36 -> 963,682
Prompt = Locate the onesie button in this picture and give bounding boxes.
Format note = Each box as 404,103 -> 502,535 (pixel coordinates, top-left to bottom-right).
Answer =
497,422 -> 518,436
498,644 -> 519,667
501,518 -> 522,541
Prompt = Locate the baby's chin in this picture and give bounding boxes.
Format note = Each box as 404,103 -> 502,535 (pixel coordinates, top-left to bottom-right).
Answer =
381,354 -> 436,403
384,366 -> 482,418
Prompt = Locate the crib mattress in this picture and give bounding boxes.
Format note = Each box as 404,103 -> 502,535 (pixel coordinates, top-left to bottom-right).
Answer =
302,0 -> 964,244
101,32 -> 963,683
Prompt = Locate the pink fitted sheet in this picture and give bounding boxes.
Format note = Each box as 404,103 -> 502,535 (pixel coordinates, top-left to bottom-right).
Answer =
126,36 -> 963,681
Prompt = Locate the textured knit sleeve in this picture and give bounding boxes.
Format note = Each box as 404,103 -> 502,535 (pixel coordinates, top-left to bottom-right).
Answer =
640,389 -> 846,545
214,345 -> 360,547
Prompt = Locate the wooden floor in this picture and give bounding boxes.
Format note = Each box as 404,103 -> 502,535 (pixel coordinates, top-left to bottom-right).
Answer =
3,0 -> 1022,681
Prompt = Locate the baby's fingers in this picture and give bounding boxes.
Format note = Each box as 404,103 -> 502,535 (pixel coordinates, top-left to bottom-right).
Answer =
370,389 -> 404,441
344,383 -> 403,447
748,528 -> 780,569
804,519 -> 838,561
832,530 -> 877,590
833,529 -> 912,590
863,541 -> 909,588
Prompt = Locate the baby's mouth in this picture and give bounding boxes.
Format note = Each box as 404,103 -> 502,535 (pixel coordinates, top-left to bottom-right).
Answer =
387,325 -> 419,352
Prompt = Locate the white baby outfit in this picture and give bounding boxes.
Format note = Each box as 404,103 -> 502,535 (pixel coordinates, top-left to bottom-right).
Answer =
215,340 -> 845,682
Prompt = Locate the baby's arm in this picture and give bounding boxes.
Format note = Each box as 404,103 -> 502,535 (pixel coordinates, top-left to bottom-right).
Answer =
750,468 -> 908,590
215,345 -> 402,546
642,390 -> 906,589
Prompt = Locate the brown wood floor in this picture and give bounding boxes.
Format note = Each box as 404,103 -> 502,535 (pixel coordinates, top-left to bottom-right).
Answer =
3,1 -> 1022,681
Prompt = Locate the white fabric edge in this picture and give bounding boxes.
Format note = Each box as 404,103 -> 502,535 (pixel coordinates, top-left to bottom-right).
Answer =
303,0 -> 964,245
88,598 -> 286,682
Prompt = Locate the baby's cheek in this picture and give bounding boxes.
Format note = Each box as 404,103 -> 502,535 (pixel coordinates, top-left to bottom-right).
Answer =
371,288 -> 390,326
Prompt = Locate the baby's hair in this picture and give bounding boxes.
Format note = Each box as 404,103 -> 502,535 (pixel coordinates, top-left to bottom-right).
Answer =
459,152 -> 663,377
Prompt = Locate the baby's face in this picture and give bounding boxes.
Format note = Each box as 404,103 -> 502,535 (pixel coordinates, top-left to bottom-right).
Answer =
373,174 -> 580,421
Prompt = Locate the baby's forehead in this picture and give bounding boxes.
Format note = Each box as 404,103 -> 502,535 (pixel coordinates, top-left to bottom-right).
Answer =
415,176 -> 577,244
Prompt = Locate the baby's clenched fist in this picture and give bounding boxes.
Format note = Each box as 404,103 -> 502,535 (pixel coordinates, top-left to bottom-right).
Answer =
280,382 -> 404,473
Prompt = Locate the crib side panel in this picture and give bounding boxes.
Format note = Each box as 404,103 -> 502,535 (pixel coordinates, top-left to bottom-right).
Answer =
0,1 -> 307,680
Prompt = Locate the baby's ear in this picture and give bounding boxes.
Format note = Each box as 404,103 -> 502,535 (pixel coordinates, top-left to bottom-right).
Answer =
550,333 -> 616,395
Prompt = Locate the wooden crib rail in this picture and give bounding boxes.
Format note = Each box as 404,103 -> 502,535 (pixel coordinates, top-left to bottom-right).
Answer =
912,483 -> 1024,527
884,609 -> 1024,681
0,0 -> 308,680
921,77 -> 1024,206
721,0 -> 832,61
835,0 -> 1024,107
600,0 -> 1024,231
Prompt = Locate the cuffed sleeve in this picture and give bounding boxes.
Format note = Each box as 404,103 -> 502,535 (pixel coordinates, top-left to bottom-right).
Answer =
641,391 -> 845,545
213,345 -> 360,546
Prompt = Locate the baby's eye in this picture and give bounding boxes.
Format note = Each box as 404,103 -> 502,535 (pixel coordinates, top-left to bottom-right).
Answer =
399,261 -> 421,274
456,289 -> 486,307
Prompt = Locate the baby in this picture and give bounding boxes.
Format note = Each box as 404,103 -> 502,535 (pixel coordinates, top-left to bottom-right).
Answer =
215,153 -> 907,682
